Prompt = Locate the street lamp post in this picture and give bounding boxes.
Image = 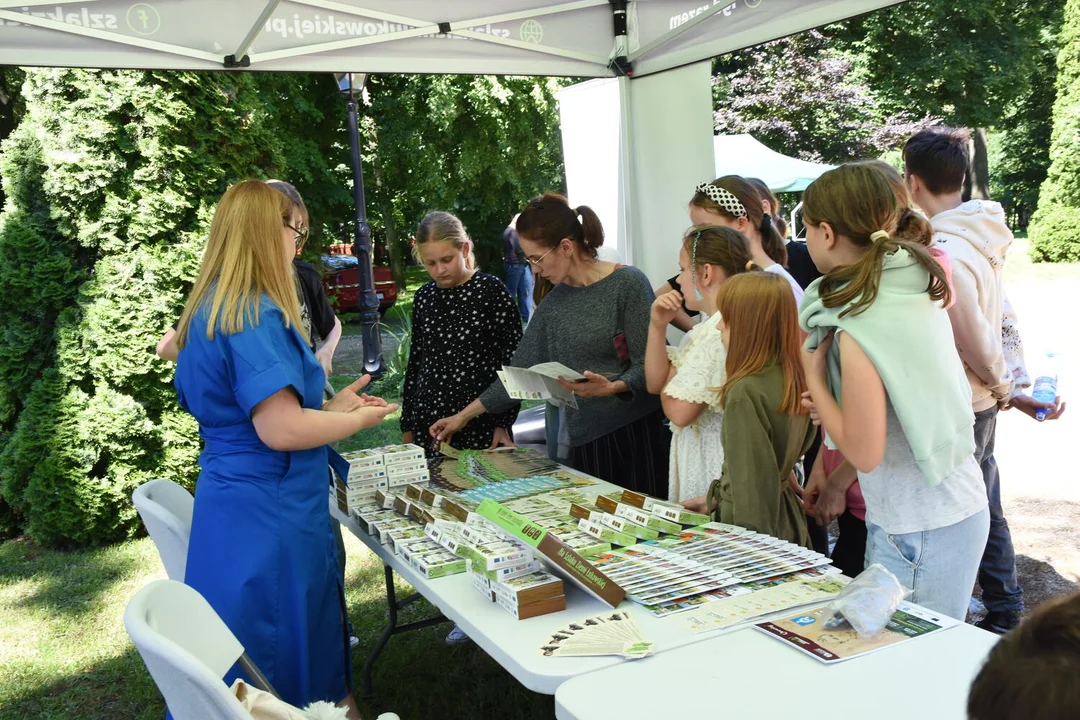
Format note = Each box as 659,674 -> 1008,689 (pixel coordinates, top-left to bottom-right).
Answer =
336,71 -> 383,377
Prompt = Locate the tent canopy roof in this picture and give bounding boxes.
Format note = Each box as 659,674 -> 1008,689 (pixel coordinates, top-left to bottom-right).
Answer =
0,0 -> 902,78
713,134 -> 833,192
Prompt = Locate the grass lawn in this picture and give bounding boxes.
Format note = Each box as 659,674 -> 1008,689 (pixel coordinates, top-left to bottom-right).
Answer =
0,532 -> 553,719
1005,234 -> 1080,284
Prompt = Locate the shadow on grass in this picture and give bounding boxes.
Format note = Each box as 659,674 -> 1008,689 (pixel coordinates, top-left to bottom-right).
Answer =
1,644 -> 164,720
0,536 -> 159,618
343,540 -> 554,720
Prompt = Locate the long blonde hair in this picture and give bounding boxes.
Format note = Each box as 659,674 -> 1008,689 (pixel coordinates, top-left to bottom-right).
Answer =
176,180 -> 303,347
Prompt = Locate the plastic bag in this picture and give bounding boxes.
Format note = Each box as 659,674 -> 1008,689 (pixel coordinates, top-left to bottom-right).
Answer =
823,564 -> 909,638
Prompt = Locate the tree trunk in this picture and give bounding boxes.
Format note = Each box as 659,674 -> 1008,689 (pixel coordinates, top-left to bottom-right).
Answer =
963,127 -> 991,201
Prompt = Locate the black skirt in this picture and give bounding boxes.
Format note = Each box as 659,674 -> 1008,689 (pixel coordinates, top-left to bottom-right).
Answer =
569,410 -> 670,499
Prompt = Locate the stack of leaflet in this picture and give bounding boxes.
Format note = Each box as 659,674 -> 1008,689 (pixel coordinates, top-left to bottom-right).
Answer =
337,444 -> 428,512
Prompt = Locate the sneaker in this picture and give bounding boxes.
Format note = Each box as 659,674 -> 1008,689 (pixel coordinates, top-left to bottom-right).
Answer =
349,635 -> 360,648
445,624 -> 471,645
976,610 -> 1022,635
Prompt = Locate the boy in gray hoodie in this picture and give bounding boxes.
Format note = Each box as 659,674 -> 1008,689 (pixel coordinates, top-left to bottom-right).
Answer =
904,128 -> 1066,633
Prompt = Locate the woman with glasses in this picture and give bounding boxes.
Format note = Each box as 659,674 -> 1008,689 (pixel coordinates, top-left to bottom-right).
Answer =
173,180 -> 395,716
431,193 -> 669,498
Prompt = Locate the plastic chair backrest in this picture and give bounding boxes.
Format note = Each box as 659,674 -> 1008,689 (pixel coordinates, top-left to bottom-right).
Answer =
132,479 -> 194,581
125,579 -> 252,720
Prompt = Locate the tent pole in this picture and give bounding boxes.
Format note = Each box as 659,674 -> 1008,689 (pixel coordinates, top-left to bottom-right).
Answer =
342,75 -> 384,377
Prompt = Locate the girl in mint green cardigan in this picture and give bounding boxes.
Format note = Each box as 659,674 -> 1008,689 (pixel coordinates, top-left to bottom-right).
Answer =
798,163 -> 989,621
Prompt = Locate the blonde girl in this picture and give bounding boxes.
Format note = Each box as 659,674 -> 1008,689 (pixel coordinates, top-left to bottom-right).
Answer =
682,272 -> 816,546
175,180 -> 395,717
645,226 -> 756,501
400,211 -> 522,456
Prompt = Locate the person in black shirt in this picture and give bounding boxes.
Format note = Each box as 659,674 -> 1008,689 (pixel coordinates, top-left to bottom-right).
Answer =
402,211 -> 522,455
745,177 -> 822,290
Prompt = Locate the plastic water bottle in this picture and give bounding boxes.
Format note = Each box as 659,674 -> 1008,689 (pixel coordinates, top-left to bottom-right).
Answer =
1031,352 -> 1059,421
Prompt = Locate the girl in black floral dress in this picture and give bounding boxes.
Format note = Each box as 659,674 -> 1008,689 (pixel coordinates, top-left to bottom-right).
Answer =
400,211 -> 522,456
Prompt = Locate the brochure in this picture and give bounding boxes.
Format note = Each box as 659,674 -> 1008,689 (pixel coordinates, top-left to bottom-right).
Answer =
754,602 -> 959,664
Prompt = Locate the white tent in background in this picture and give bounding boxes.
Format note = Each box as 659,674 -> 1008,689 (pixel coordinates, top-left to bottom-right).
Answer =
713,134 -> 834,193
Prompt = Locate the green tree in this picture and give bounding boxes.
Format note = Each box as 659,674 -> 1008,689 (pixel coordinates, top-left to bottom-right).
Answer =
0,68 -> 25,210
712,30 -> 936,163
0,69 -> 290,545
988,0 -> 1065,230
359,74 -> 567,286
838,0 -> 1050,199
1029,0 -> 1080,262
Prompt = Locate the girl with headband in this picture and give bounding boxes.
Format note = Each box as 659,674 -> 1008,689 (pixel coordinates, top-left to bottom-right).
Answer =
645,226 -> 759,502
689,176 -> 805,305
798,163 -> 988,620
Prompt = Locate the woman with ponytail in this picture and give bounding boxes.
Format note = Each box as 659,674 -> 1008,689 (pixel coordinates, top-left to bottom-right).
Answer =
689,176 -> 803,304
431,193 -> 669,497
798,163 -> 989,620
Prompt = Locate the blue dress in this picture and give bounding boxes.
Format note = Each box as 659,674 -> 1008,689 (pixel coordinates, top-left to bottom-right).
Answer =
175,297 -> 349,707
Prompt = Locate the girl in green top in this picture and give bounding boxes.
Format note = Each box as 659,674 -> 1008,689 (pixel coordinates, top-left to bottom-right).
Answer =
682,272 -> 815,546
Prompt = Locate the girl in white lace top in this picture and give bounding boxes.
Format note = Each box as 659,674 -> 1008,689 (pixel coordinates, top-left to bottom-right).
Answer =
645,226 -> 760,501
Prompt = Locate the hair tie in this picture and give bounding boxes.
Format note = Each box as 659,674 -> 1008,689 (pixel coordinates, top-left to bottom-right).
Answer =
870,230 -> 890,242
695,182 -> 746,217
745,260 -> 755,272
762,213 -> 773,228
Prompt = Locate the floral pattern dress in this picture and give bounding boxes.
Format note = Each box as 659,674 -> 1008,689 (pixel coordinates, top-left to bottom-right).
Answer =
664,311 -> 726,501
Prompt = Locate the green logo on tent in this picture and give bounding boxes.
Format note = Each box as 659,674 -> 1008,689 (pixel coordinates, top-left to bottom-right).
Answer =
126,3 -> 160,36
520,19 -> 543,44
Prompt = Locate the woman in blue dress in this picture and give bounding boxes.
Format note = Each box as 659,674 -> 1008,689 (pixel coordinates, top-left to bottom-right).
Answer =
174,180 -> 395,716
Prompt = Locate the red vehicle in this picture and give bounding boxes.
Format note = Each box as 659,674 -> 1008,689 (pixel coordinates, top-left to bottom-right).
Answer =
320,244 -> 398,315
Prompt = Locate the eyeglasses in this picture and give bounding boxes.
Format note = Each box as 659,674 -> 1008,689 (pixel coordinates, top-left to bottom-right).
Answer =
526,239 -> 567,266
286,223 -> 310,250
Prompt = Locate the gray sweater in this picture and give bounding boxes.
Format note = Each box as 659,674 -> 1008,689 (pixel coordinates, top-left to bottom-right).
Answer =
480,265 -> 660,447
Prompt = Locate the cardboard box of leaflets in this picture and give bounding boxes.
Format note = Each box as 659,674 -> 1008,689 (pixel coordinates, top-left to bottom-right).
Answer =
620,490 -> 710,526
493,570 -> 563,606
476,499 -> 625,608
495,591 -> 566,620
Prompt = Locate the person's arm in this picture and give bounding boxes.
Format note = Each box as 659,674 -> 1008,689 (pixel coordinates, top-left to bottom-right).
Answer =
1001,294 -> 1030,399
803,333 -> 887,473
433,307 -> 539,442
646,292 -> 682,394
720,392 -> 783,534
946,259 -> 1011,401
156,327 -> 179,362
671,309 -> 697,333
659,323 -> 724,428
314,316 -> 342,377
252,388 -> 396,451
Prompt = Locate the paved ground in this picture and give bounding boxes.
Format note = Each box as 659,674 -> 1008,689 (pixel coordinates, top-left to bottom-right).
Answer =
989,276 -> 1080,614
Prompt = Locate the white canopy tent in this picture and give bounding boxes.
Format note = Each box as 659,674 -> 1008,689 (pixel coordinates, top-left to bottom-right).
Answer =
1,1 -> 904,77
0,0 -> 905,288
714,134 -> 834,193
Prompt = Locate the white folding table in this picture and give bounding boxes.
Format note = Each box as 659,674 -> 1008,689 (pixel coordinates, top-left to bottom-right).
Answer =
333,483 -> 824,696
554,621 -> 998,719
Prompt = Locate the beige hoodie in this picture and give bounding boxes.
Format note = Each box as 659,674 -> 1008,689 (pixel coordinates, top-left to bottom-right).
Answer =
931,200 -> 1015,411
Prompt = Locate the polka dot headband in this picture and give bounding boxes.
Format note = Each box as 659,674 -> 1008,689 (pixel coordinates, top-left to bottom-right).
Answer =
695,182 -> 746,217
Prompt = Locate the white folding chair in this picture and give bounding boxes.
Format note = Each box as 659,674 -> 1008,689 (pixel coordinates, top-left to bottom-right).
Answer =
132,478 -> 194,581
125,579 -> 256,720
